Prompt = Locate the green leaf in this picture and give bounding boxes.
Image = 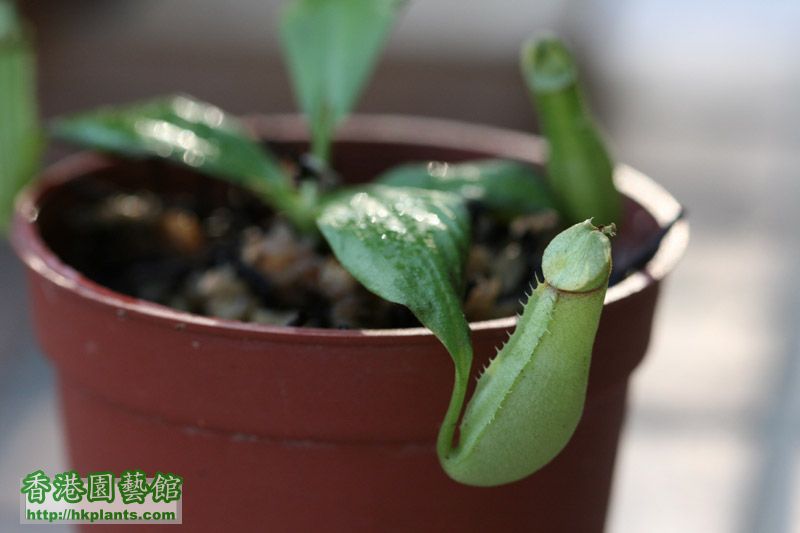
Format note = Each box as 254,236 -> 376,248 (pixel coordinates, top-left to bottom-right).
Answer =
377,159 -> 557,218
318,184 -> 471,357
318,185 -> 474,465
0,2 -> 41,234
520,36 -> 622,226
279,0 -> 404,163
51,95 -> 317,232
0,1 -> 21,38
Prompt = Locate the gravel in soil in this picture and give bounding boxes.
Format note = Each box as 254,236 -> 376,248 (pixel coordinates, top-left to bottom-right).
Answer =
45,173 -> 561,329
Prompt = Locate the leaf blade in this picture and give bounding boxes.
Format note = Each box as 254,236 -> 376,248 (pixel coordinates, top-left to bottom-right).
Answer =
279,0 -> 404,162
0,5 -> 41,233
317,184 -> 472,364
378,159 -> 557,218
50,95 -> 316,231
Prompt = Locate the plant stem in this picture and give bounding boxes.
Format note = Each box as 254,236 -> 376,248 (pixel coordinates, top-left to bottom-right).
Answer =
311,125 -> 331,167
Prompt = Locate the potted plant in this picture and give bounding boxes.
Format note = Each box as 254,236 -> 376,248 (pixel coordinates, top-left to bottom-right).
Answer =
10,0 -> 687,531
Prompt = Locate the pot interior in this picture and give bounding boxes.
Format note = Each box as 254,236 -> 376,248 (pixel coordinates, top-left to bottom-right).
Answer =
34,136 -> 663,328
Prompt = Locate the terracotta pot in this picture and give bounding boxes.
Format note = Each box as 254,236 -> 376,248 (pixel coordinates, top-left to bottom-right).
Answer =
12,115 -> 688,533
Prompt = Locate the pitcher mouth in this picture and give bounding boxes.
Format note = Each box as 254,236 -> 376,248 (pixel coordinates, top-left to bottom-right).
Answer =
10,114 -> 688,343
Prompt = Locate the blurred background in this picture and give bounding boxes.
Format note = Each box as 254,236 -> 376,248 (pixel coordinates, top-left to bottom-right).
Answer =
2,0 -> 799,531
